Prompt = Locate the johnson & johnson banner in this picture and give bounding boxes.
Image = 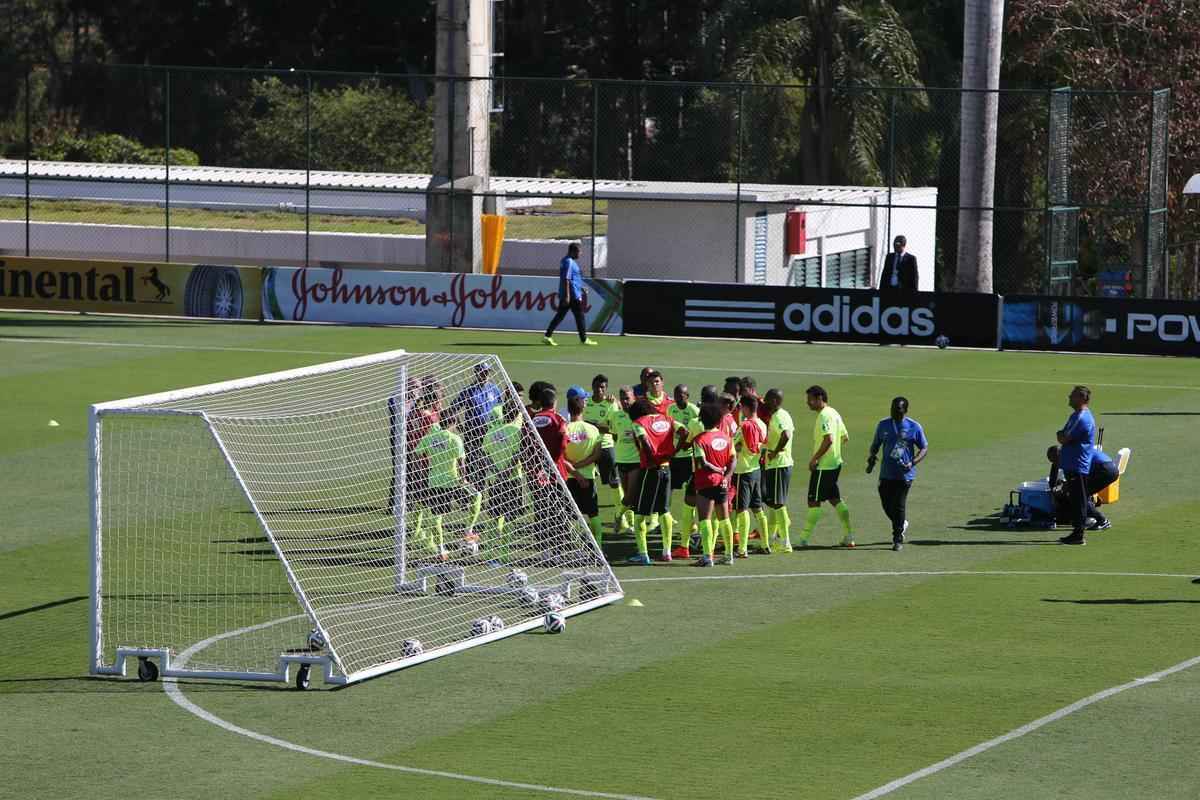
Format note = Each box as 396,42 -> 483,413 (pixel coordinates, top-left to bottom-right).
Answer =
262,266 -> 624,333
0,256 -> 261,320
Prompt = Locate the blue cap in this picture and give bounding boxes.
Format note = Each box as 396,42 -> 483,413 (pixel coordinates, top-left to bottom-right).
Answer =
566,385 -> 588,401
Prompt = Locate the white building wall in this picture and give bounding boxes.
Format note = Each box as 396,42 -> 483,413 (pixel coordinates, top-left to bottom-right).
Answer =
606,201 -> 742,282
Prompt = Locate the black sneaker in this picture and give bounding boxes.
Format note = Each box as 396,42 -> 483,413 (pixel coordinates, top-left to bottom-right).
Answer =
891,540 -> 904,552
1058,532 -> 1087,545
1087,519 -> 1111,531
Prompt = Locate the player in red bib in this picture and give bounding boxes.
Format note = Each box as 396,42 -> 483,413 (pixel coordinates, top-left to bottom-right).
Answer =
530,386 -> 569,480
626,398 -> 688,565
692,403 -> 736,566
528,386 -> 570,551
739,375 -> 775,425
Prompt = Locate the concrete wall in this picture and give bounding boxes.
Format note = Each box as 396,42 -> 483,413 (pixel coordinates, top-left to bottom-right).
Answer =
605,201 -> 743,282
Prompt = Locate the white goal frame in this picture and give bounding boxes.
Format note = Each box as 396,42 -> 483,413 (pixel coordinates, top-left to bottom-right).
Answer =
89,349 -> 623,686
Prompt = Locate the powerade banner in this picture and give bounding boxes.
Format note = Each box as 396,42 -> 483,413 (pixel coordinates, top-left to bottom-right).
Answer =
262,266 -> 624,333
1003,295 -> 1200,357
0,256 -> 261,320
623,280 -> 1000,348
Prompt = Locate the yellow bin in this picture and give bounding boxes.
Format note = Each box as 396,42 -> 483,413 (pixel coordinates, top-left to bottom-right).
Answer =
481,214 -> 507,275
1096,479 -> 1119,505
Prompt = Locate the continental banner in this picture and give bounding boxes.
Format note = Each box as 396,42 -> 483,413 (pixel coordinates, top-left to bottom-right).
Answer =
262,266 -> 624,334
623,280 -> 1001,348
1003,295 -> 1200,357
0,256 -> 261,320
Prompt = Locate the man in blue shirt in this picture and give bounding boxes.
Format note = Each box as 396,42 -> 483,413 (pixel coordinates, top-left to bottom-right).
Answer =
1056,385 -> 1096,545
867,396 -> 928,551
453,362 -> 503,485
543,243 -> 598,346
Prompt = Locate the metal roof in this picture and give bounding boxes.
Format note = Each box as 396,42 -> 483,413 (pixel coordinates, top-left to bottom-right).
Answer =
0,159 -> 932,204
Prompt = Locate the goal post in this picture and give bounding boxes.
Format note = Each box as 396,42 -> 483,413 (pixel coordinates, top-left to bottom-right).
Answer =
89,349 -> 622,687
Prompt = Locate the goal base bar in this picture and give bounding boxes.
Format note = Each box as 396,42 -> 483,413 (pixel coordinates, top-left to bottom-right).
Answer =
92,591 -> 623,687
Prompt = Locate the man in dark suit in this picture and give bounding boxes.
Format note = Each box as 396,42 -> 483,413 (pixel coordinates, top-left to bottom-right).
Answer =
879,235 -> 919,291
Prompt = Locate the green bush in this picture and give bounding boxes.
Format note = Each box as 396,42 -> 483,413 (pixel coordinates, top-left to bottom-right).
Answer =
31,132 -> 200,165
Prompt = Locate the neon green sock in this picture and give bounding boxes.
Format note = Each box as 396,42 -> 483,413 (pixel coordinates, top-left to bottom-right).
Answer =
720,517 -> 734,556
623,508 -> 635,530
681,505 -> 696,534
754,509 -> 771,550
413,507 -> 427,547
699,519 -> 715,557
835,501 -> 853,535
802,506 -> 824,541
736,510 -> 750,553
634,515 -> 650,555
777,507 -> 792,548
494,514 -> 508,560
588,515 -> 603,546
466,492 -> 482,531
650,512 -> 660,530
434,515 -> 445,552
763,507 -> 778,548
661,512 -> 675,556
616,482 -> 625,504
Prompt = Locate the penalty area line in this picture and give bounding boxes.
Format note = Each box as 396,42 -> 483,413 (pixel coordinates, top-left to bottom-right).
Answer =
848,653 -> 1200,800
162,621 -> 658,800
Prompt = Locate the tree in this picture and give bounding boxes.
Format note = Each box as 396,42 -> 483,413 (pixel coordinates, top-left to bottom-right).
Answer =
955,0 -> 1003,293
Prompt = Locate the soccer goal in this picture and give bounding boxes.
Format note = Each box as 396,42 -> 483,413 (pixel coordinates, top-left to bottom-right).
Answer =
89,349 -> 622,689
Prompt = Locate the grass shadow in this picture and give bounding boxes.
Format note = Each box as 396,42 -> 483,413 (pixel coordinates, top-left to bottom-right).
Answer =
0,595 -> 87,622
1042,598 -> 1200,605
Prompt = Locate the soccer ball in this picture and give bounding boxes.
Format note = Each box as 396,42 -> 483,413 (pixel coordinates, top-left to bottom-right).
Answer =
488,614 -> 505,630
402,638 -> 424,657
539,592 -> 566,613
306,628 -> 326,651
461,539 -> 480,556
470,618 -> 493,637
544,612 -> 566,634
935,334 -> 950,349
507,569 -> 529,588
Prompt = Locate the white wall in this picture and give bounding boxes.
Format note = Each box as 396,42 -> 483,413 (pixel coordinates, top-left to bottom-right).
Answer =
605,201 -> 743,282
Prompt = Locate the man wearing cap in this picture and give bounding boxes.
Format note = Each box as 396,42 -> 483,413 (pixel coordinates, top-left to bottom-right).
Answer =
453,362 -> 503,486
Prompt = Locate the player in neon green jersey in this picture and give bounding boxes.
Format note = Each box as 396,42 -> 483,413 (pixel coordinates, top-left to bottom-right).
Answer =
414,413 -> 484,561
481,396 -> 526,563
761,388 -> 796,552
583,374 -> 624,518
798,385 -> 855,547
565,395 -> 605,546
666,384 -> 701,557
609,386 -> 640,535
733,393 -> 772,557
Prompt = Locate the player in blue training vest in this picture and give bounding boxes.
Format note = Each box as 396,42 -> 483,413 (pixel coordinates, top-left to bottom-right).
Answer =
867,396 -> 929,551
1056,385 -> 1096,545
543,242 -> 598,347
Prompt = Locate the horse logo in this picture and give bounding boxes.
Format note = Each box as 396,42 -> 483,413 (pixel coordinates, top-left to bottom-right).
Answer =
142,267 -> 171,301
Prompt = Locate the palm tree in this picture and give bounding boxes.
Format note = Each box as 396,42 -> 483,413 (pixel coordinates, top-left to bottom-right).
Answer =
714,0 -> 927,186
956,0 -> 1004,293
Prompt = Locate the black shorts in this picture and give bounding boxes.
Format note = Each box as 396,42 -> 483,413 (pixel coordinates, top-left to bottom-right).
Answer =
484,474 -> 523,517
734,469 -> 763,511
426,482 -> 481,517
567,476 -> 600,518
634,466 -> 671,516
806,466 -> 841,504
763,467 -> 793,506
617,462 -> 640,480
670,458 -> 694,492
598,447 -> 618,487
698,484 -> 728,504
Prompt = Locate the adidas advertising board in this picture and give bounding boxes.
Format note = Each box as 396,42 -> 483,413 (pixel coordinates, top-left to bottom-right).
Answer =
623,280 -> 1001,348
1003,295 -> 1200,357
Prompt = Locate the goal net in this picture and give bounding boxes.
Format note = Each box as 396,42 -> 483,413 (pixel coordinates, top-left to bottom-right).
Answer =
89,349 -> 622,686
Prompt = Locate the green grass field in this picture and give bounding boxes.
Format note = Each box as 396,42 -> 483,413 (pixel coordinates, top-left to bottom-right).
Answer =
2,310 -> 1199,800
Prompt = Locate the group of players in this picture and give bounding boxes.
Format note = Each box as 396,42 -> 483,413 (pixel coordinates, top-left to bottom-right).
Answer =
404,361 -> 932,566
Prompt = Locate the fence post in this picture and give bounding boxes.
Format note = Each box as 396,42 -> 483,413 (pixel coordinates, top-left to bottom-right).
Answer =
305,73 -> 312,269
164,68 -> 171,262
591,81 -> 599,278
734,84 -> 743,283
24,64 -> 30,257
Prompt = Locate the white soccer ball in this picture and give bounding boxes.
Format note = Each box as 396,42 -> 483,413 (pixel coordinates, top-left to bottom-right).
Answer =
461,539 -> 480,556
306,628 -> 326,651
470,618 -> 493,637
507,569 -> 529,588
402,638 -> 424,657
539,592 -> 566,613
544,612 -> 566,634
488,614 -> 505,630
935,334 -> 950,350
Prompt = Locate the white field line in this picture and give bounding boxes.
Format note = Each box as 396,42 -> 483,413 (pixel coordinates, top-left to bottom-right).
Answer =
620,569 -> 1200,584
3,336 -> 1199,392
163,620 -> 658,800
848,653 -> 1200,800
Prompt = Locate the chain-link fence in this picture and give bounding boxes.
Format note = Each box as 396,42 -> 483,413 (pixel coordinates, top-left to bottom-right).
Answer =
0,64 -> 1171,296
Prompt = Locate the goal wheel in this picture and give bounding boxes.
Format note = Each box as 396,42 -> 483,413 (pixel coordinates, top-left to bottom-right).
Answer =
295,664 -> 311,691
137,657 -> 159,683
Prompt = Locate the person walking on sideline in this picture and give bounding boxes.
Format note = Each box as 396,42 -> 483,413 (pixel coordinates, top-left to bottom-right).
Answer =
867,397 -> 928,551
544,243 -> 598,346
879,235 -> 919,292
